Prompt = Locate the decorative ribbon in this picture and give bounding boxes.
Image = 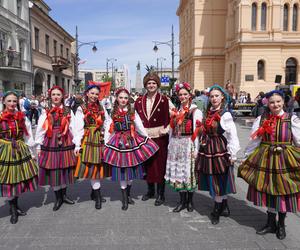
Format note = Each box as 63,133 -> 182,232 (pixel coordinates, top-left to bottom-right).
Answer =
191,120 -> 204,142
0,111 -> 28,136
251,114 -> 283,139
43,107 -> 70,138
170,107 -> 189,129
205,111 -> 221,130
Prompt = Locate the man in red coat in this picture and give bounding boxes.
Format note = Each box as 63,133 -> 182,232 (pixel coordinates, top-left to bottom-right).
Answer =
134,70 -> 170,206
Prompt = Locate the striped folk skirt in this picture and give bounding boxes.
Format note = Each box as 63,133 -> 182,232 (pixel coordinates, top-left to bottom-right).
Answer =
74,128 -> 111,179
195,135 -> 236,197
38,128 -> 76,187
0,138 -> 38,197
165,136 -> 197,191
103,130 -> 159,181
238,143 -> 300,213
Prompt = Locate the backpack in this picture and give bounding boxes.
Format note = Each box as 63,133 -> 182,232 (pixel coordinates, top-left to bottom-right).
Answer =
23,98 -> 31,111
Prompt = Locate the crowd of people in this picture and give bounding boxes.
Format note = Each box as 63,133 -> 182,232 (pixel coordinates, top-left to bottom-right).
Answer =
0,71 -> 299,242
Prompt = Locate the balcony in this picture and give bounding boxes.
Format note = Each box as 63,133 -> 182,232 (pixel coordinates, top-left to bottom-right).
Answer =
51,56 -> 70,71
0,50 -> 22,69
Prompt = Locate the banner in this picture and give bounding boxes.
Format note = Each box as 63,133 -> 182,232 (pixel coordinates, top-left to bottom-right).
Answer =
88,81 -> 111,100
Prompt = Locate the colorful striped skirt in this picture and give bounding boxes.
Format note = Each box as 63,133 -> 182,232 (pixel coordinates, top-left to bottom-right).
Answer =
103,130 -> 159,167
238,143 -> 300,212
165,136 -> 197,191
195,135 -> 236,197
38,127 -> 76,187
238,144 -> 300,196
0,138 -> 38,197
74,127 -> 111,179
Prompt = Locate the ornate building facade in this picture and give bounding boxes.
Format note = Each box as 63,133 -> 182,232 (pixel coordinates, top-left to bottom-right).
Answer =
177,0 -> 300,97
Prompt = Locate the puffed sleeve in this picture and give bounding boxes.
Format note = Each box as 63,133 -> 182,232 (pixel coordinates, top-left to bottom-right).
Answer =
291,115 -> 300,147
244,116 -> 262,157
103,107 -> 112,144
24,117 -> 35,149
70,110 -> 81,148
134,111 -> 148,137
73,106 -> 85,150
220,112 -> 240,160
35,109 -> 47,150
193,108 -> 203,153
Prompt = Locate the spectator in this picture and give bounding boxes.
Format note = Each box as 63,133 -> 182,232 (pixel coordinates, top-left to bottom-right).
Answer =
29,95 -> 39,126
293,89 -> 300,117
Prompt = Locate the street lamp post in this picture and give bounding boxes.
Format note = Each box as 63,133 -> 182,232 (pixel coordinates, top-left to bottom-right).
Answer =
106,58 -> 117,88
74,26 -> 97,93
153,25 -> 175,80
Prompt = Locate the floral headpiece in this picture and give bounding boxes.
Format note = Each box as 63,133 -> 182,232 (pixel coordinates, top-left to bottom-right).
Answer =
85,84 -> 100,93
209,84 -> 230,103
175,82 -> 192,93
48,85 -> 64,97
3,90 -> 19,99
115,87 -> 130,97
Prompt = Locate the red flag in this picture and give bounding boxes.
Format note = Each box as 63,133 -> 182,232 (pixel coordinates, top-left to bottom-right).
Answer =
88,81 -> 111,100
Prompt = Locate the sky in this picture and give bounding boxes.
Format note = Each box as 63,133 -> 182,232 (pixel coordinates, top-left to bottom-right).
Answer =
48,0 -> 180,87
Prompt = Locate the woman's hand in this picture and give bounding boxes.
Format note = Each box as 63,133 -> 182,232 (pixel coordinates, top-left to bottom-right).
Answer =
74,148 -> 81,156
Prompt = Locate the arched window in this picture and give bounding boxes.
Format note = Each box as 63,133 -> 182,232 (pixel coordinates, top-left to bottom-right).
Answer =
283,4 -> 289,31
285,57 -> 297,84
261,2 -> 267,30
293,4 -> 298,31
252,3 -> 257,31
257,60 -> 265,80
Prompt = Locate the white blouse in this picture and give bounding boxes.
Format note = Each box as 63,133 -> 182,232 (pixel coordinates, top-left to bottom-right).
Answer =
219,111 -> 241,161
168,104 -> 203,154
35,105 -> 79,150
244,110 -> 300,157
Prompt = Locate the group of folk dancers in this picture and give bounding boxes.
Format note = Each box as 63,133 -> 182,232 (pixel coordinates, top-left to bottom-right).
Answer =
0,70 -> 299,241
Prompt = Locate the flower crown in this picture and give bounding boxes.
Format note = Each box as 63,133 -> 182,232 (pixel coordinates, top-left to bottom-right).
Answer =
48,85 -> 64,97
115,87 -> 130,96
175,82 -> 191,93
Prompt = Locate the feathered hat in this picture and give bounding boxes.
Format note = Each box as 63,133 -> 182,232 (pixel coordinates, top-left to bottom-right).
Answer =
143,65 -> 161,88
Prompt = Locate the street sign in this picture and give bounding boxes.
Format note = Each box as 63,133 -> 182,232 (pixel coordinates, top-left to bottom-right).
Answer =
161,75 -> 170,86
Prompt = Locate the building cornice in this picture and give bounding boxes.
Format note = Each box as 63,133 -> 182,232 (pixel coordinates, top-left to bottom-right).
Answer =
31,3 -> 74,42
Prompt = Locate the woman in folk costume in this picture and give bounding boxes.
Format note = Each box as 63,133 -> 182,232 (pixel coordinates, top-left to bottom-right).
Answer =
0,91 -> 38,224
165,82 -> 202,212
36,86 -> 79,211
74,85 -> 111,210
103,88 -> 159,210
238,90 -> 300,240
195,85 -> 240,225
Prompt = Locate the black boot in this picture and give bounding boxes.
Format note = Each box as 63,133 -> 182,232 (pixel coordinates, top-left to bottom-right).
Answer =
276,212 -> 286,240
187,192 -> 194,212
127,185 -> 135,205
154,182 -> 165,206
256,212 -> 277,235
121,188 -> 128,211
90,188 -> 106,202
61,187 -> 75,205
220,199 -> 230,217
53,190 -> 63,211
211,202 -> 222,225
173,192 -> 187,212
8,198 -> 18,224
94,189 -> 102,210
10,197 -> 26,216
142,183 -> 155,201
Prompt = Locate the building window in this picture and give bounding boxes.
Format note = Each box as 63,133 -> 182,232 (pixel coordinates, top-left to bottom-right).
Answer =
66,48 -> 69,60
34,27 -> 39,51
16,0 -> 22,17
283,4 -> 289,31
293,4 -> 298,31
257,60 -> 265,80
55,76 -> 58,85
53,40 -> 57,57
285,57 -> 297,84
47,74 -> 51,89
252,3 -> 257,31
60,44 -> 63,57
45,34 -> 49,55
261,2 -> 267,31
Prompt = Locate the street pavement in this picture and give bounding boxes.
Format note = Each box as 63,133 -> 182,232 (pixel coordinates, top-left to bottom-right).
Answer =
0,118 -> 299,250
